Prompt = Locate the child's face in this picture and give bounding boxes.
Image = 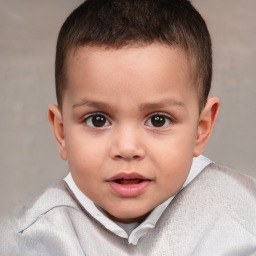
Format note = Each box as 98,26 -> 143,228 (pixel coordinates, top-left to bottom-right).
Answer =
50,43 -> 217,223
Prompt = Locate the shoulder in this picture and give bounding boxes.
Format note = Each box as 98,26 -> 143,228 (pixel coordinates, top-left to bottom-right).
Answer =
0,180 -> 86,255
15,180 -> 80,233
195,163 -> 256,200
2,180 -> 79,233
186,163 -> 256,209
155,163 -> 256,253
174,163 -> 256,234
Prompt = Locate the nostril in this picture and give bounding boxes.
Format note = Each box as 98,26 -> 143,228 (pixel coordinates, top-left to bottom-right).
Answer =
110,141 -> 145,160
114,154 -> 141,160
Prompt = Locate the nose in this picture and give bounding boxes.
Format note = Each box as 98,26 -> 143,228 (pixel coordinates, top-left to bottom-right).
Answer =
110,126 -> 145,161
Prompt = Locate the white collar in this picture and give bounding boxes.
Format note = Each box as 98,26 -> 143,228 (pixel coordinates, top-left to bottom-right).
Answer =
64,155 -> 212,245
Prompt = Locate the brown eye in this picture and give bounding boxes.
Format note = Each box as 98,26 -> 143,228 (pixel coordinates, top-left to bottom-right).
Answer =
85,113 -> 110,128
92,115 -> 106,127
146,114 -> 171,128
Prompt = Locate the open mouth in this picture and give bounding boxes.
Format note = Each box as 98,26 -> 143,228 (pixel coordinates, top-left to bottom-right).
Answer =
108,173 -> 151,197
114,178 -> 144,185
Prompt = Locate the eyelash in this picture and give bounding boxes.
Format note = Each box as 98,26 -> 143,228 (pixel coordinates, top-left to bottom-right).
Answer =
145,112 -> 173,128
82,112 -> 173,129
83,112 -> 111,128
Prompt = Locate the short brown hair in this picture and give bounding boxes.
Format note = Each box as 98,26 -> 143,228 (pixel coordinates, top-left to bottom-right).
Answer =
55,0 -> 212,111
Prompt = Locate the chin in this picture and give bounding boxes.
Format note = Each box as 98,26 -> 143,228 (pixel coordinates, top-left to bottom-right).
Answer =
105,207 -> 152,224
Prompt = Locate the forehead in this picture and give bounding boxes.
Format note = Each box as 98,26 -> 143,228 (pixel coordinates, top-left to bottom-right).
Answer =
63,43 -> 197,107
66,43 -> 193,79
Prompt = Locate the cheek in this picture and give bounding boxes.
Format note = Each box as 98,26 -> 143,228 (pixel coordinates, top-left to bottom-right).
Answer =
155,146 -> 193,194
66,134 -> 105,194
151,126 -> 197,158
65,129 -> 108,173
149,125 -> 197,179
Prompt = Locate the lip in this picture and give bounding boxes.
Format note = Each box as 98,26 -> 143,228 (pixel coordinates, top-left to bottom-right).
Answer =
108,172 -> 149,181
107,172 -> 151,197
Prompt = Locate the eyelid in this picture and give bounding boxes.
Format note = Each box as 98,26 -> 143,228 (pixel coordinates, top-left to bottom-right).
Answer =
82,112 -> 111,128
147,112 -> 173,121
145,112 -> 173,128
83,111 -> 109,119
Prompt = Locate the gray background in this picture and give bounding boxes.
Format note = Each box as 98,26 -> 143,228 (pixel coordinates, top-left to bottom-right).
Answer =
0,0 -> 255,218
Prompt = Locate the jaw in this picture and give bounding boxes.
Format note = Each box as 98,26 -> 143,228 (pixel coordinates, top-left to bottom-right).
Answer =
101,203 -> 152,224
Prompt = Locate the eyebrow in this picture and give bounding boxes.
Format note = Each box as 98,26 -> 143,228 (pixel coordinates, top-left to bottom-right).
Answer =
139,98 -> 186,111
72,100 -> 111,109
72,98 -> 186,111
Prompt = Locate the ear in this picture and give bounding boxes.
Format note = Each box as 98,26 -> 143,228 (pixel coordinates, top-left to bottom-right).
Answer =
48,104 -> 67,160
193,97 -> 220,157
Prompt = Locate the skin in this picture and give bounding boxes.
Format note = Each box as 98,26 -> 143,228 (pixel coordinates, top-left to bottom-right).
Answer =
48,43 -> 219,223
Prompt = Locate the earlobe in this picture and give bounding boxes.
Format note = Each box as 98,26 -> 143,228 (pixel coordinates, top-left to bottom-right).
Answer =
193,97 -> 220,157
48,104 -> 67,160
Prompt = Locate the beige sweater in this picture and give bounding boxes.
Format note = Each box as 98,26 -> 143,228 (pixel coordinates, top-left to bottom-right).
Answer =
1,164 -> 256,256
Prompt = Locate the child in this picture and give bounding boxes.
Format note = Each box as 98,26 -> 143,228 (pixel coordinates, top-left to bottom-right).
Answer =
1,0 -> 256,255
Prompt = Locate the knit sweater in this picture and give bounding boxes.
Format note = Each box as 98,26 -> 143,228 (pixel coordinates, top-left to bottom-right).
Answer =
1,163 -> 256,256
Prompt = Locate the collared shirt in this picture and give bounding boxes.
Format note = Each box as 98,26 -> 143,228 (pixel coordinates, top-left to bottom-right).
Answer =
64,155 -> 212,245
